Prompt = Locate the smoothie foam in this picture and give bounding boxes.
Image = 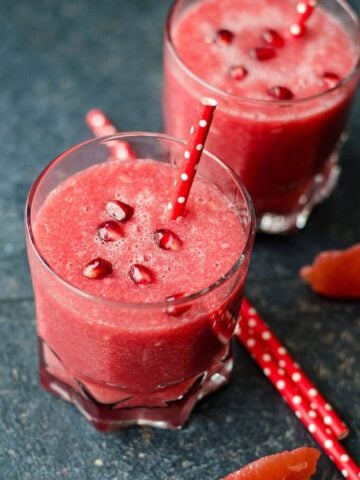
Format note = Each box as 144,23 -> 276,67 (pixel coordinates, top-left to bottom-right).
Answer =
34,159 -> 245,309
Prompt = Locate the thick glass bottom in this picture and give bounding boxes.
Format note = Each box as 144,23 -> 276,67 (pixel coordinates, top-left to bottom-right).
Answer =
257,150 -> 341,234
39,338 -> 233,431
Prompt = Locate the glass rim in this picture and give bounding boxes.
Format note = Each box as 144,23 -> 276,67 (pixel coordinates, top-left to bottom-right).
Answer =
165,0 -> 360,106
25,132 -> 256,311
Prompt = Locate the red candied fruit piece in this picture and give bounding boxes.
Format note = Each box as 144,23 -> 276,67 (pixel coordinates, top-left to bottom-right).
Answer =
165,292 -> 191,317
129,264 -> 154,285
105,200 -> 134,222
300,243 -> 360,299
250,47 -> 276,61
221,447 -> 320,480
268,86 -> 294,100
322,72 -> 341,89
154,229 -> 183,251
215,29 -> 234,45
262,29 -> 285,48
98,221 -> 123,242
229,65 -> 248,81
83,258 -> 113,279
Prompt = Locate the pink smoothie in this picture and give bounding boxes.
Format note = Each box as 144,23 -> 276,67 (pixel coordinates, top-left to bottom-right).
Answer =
29,157 -> 252,429
164,0 -> 360,229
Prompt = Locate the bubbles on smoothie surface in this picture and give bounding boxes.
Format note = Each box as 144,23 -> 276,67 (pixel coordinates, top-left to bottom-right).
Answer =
173,0 -> 356,100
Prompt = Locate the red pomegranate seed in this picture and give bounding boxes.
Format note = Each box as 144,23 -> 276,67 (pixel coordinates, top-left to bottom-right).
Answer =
129,264 -> 154,285
154,229 -> 183,251
323,72 -> 341,89
105,200 -> 134,222
262,29 -> 285,48
215,29 -> 234,45
165,292 -> 191,317
229,65 -> 248,81
97,221 -> 123,242
268,86 -> 294,100
82,258 -> 113,279
250,47 -> 276,61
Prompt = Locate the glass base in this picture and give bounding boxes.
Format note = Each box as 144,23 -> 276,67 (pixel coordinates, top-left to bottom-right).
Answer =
257,151 -> 341,234
39,338 -> 233,431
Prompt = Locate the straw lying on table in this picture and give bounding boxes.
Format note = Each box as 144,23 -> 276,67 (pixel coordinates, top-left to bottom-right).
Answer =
240,299 -> 348,439
238,301 -> 359,480
85,107 -> 359,480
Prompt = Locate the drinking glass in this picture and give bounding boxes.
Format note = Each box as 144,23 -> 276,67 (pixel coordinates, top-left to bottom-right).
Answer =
163,0 -> 360,233
25,133 -> 255,430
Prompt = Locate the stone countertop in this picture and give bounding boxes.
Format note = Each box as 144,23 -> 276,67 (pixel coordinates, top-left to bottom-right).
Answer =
0,1 -> 359,479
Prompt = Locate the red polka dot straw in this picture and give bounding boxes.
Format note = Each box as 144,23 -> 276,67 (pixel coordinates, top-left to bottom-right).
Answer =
238,322 -> 360,480
168,97 -> 217,220
85,109 -> 137,161
240,298 -> 349,440
290,0 -> 318,37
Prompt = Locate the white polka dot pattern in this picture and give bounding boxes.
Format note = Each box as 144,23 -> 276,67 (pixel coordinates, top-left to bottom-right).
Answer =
308,388 -> 317,396
290,0 -> 318,38
237,304 -> 359,480
170,98 -> 217,220
239,299 -> 349,440
297,2 -> 307,14
276,380 -> 285,390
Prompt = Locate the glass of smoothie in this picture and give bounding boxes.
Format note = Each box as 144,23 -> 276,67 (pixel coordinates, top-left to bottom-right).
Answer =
163,0 -> 360,233
25,133 -> 255,430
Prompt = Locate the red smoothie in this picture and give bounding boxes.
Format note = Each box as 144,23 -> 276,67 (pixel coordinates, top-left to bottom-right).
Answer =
163,0 -> 360,232
26,135 -> 254,429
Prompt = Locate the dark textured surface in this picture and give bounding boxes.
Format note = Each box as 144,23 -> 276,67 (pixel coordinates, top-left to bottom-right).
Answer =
0,1 -> 359,479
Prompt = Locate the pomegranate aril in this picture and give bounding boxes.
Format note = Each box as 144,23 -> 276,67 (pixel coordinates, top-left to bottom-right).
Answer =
129,264 -> 154,285
323,72 -> 341,89
229,65 -> 248,81
154,229 -> 183,251
83,258 -> 113,279
165,292 -> 191,317
97,221 -> 123,242
250,47 -> 276,61
105,200 -> 134,222
268,86 -> 294,100
215,29 -> 234,45
262,29 -> 285,48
